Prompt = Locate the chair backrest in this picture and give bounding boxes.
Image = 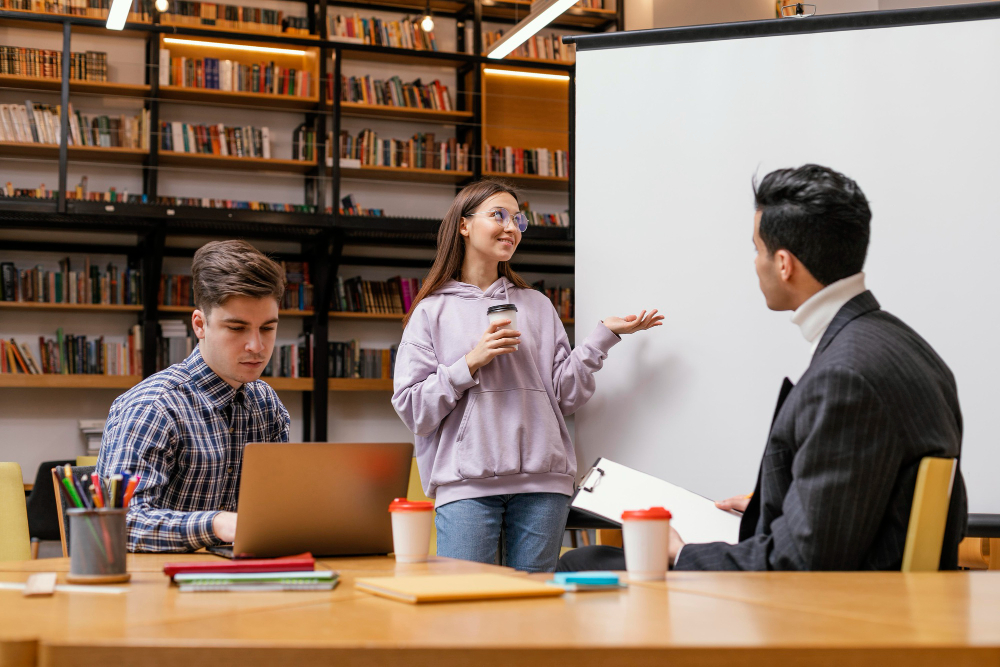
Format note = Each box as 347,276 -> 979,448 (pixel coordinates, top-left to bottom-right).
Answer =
52,464 -> 97,558
26,459 -> 74,542
902,457 -> 958,572
0,462 -> 31,562
407,457 -> 436,556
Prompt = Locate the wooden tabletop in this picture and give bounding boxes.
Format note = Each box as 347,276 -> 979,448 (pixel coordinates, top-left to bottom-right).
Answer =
1,554 -> 998,667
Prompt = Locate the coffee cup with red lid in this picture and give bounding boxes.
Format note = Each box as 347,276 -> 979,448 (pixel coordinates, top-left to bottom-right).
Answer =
389,498 -> 434,563
621,506 -> 672,581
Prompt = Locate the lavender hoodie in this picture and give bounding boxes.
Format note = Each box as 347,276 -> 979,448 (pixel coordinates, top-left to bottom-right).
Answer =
392,277 -> 620,506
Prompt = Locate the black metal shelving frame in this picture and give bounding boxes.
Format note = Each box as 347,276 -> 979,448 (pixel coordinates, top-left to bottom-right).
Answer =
0,0 -> 617,438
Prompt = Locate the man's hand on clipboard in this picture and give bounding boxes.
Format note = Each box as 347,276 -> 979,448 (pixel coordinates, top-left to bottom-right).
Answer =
714,493 -> 752,514
670,493 -> 751,564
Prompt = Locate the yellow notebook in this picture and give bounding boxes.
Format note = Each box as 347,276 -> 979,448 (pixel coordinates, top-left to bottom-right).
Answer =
354,573 -> 565,604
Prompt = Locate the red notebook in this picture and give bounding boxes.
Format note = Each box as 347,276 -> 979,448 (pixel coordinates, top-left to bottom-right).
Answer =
163,553 -> 315,578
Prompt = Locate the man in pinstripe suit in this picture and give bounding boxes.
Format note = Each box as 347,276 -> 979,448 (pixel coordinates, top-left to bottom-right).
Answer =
559,164 -> 967,572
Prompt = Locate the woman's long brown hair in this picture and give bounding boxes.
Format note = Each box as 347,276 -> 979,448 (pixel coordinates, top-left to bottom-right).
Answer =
403,179 -> 533,328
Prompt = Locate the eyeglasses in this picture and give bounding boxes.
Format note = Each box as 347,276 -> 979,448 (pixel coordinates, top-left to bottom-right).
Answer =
473,208 -> 529,233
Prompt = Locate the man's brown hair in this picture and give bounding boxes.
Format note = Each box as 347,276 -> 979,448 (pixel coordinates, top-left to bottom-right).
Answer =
192,240 -> 285,315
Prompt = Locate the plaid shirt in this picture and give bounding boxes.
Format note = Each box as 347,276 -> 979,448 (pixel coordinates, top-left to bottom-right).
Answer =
97,346 -> 289,552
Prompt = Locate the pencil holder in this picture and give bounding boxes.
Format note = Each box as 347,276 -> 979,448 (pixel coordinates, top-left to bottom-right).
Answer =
67,508 -> 131,585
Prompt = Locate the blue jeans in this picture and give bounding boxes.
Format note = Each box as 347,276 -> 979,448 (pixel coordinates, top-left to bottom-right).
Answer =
435,493 -> 570,572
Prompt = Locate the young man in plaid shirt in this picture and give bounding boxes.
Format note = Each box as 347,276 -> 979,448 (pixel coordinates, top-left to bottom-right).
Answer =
97,240 -> 290,552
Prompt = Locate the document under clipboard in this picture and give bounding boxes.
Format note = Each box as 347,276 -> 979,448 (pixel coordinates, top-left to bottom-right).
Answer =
571,458 -> 742,545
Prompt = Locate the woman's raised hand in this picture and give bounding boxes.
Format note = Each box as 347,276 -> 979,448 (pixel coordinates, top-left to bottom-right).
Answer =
602,309 -> 664,335
465,319 -> 521,375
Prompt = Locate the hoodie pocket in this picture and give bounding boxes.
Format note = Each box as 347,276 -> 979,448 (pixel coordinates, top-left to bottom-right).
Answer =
456,388 -> 568,479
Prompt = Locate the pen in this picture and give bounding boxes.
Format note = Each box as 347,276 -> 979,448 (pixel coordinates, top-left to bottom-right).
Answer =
61,475 -> 84,508
90,474 -> 105,508
72,472 -> 93,509
118,472 -> 131,507
108,476 -> 118,510
122,475 -> 140,508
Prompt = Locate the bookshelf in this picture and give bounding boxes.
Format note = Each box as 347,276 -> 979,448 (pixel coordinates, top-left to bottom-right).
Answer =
0,0 -> 609,442
0,374 -> 141,389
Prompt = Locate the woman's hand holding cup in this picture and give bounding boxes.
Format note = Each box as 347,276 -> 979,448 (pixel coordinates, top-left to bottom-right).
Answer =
466,319 -> 520,375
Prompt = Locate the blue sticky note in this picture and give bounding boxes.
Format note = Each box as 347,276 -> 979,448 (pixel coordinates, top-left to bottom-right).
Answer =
552,571 -> 620,586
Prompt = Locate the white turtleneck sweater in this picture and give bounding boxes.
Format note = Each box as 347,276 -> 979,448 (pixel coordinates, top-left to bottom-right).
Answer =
790,272 -> 867,353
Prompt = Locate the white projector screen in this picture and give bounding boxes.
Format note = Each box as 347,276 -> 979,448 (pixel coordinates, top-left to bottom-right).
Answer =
573,9 -> 1000,514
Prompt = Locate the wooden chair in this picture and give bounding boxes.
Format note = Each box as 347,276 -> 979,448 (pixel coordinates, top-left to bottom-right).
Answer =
0,462 -> 31,562
901,457 -> 958,572
51,464 -> 97,558
406,457 -> 436,555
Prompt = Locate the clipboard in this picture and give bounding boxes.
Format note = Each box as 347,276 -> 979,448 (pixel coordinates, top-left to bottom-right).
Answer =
571,458 -> 742,545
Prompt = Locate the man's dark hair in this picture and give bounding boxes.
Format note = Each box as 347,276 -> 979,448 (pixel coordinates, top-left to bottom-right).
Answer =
753,164 -> 871,286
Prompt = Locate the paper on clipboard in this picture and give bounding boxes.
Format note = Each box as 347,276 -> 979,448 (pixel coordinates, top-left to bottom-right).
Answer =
571,458 -> 742,545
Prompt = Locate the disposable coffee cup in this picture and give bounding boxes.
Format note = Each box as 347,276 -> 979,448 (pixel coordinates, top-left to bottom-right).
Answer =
67,508 -> 131,585
487,304 -> 518,350
389,498 -> 434,563
621,507 -> 672,581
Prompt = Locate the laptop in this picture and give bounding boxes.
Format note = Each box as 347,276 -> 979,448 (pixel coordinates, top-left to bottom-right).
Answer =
208,442 -> 414,559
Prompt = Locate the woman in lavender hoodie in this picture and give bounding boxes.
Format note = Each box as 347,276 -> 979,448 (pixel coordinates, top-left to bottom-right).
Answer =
392,180 -> 662,572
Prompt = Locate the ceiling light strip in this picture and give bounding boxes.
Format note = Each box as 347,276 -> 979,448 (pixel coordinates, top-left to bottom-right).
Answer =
485,0 -> 579,60
483,68 -> 570,81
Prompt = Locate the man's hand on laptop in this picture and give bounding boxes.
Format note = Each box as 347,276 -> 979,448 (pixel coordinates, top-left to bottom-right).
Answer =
213,511 -> 238,542
715,493 -> 752,513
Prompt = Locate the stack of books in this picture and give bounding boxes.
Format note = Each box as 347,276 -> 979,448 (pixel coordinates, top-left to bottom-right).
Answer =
79,419 -> 105,456
338,74 -> 454,111
328,14 -> 437,51
332,275 -> 422,315
164,554 -> 338,593
160,50 -> 312,98
0,47 -> 108,81
158,320 -> 191,369
339,129 -> 468,171
0,326 -> 142,376
159,1 -> 309,36
159,122 -> 271,159
485,145 -> 568,178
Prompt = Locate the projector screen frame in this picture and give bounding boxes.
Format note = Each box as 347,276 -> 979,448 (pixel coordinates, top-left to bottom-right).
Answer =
563,1 -> 1000,51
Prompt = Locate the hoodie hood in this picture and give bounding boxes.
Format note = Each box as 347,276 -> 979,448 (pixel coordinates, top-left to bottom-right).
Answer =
436,277 -> 511,302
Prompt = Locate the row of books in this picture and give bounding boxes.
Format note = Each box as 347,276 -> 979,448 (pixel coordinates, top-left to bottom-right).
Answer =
329,14 -> 437,51
522,202 -> 571,228
485,145 -> 569,178
483,31 -> 575,62
338,194 -> 384,217
264,333 -> 312,378
340,130 -> 470,172
0,326 -> 143,376
158,121 -> 271,159
333,276 -> 422,315
291,124 -> 326,162
0,0 -> 150,20
533,281 -> 574,320
0,102 -> 150,150
159,2 -> 310,35
339,75 -> 454,112
328,341 -> 397,379
0,183 -> 315,212
0,47 -> 108,81
160,52 -> 313,98
0,260 -> 143,306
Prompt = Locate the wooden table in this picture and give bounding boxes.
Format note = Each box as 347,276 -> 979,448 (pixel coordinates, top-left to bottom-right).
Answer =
1,554 -> 998,667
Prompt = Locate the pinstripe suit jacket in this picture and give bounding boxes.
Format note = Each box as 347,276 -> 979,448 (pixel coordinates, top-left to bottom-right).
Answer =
675,291 -> 967,571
